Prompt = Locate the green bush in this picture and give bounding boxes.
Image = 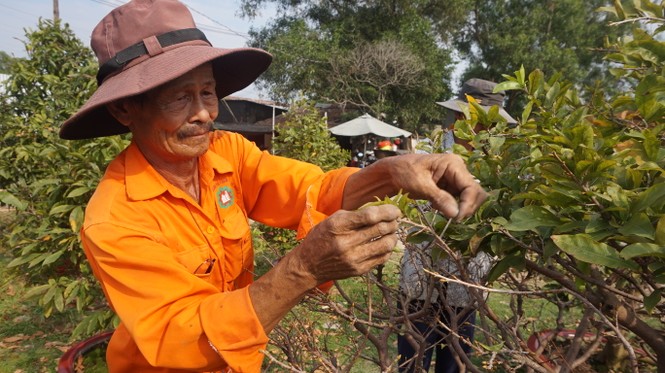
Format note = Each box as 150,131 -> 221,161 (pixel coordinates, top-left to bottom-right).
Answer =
254,98 -> 350,257
259,2 -> 665,372
0,19 -> 126,338
396,2 -> 665,370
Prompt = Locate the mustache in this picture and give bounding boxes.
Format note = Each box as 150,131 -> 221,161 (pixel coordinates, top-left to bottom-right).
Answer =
177,121 -> 213,139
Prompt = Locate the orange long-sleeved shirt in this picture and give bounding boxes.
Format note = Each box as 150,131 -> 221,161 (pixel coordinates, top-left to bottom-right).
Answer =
82,131 -> 358,372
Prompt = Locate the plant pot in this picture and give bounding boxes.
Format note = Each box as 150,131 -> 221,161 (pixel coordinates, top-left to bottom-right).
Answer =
526,329 -> 651,372
57,331 -> 113,373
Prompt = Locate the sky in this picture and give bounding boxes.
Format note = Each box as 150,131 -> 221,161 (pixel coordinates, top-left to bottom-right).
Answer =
0,0 -> 274,98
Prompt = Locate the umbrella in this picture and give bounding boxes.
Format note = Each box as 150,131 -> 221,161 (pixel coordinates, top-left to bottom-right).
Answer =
329,113 -> 411,138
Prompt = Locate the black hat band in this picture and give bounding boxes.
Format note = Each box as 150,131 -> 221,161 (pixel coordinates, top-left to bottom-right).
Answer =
96,28 -> 210,86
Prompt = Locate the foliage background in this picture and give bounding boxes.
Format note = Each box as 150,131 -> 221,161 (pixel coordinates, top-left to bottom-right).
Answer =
0,19 -> 127,338
239,0 -> 630,129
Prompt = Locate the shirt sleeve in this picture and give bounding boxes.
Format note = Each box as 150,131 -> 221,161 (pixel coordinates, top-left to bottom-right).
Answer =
209,132 -> 360,235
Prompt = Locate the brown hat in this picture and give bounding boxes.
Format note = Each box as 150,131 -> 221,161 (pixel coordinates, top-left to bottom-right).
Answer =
436,78 -> 517,124
59,0 -> 272,140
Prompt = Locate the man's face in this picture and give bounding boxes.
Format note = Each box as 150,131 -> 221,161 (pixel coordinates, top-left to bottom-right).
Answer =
123,63 -> 219,164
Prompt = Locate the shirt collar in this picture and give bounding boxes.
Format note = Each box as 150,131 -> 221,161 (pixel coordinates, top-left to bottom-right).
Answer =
125,140 -> 234,201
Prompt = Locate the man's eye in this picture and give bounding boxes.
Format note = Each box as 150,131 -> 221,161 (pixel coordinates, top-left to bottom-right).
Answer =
202,91 -> 218,102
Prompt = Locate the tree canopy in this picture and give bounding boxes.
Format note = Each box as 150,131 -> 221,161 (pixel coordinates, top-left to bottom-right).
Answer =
242,0 -> 454,133
0,19 -> 127,336
241,0 -> 629,130
453,0 -> 627,92
0,51 -> 17,74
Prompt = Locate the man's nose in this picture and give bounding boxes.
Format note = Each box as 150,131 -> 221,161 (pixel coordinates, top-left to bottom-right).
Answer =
190,96 -> 213,123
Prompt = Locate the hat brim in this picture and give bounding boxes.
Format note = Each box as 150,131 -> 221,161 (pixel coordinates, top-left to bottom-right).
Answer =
436,99 -> 517,124
59,46 -> 272,140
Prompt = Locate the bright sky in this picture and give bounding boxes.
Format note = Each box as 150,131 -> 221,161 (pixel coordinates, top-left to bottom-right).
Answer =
0,0 -> 274,98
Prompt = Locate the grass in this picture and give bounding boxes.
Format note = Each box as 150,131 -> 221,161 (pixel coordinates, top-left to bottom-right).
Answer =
0,208 -> 81,372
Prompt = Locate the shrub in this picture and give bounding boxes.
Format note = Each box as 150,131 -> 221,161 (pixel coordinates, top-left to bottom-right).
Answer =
259,2 -> 665,372
0,19 -> 127,337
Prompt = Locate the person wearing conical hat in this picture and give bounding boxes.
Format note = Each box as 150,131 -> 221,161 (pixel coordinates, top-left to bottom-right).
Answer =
62,1 -> 488,371
436,78 -> 517,151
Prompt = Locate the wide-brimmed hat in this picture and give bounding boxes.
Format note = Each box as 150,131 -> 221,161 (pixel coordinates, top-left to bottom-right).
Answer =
436,78 -> 517,124
59,0 -> 272,140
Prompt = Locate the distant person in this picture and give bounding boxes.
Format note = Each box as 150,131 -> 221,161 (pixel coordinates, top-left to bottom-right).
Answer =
58,1 -> 488,372
436,78 -> 517,152
398,78 -> 514,373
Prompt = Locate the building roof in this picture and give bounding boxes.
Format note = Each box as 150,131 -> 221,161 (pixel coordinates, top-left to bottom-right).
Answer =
224,96 -> 288,111
213,122 -> 273,133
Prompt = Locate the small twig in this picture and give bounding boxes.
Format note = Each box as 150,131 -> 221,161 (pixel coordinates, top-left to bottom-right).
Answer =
422,268 -> 569,296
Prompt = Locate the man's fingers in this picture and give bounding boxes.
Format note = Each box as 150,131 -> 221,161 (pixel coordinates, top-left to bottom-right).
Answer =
332,204 -> 402,231
351,234 -> 397,273
457,185 -> 488,220
427,189 -> 460,219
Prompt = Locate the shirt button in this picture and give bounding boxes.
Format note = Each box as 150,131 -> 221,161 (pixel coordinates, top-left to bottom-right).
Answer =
206,226 -> 215,234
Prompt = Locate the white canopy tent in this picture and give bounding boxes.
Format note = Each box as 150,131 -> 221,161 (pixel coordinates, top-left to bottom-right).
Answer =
329,113 -> 411,167
329,113 -> 412,138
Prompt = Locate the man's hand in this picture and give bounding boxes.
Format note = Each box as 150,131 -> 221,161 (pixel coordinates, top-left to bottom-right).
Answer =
249,204 -> 401,332
342,153 -> 487,221
292,204 -> 401,286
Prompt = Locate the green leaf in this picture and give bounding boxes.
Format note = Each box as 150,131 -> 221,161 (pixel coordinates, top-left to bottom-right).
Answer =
477,341 -> 504,352
487,252 -> 524,283
552,234 -> 639,270
406,232 -> 432,245
521,101 -> 533,124
632,183 -> 665,213
42,250 -> 64,266
620,243 -> 665,259
635,75 -> 665,123
54,288 -> 65,312
504,206 -> 561,231
69,206 -> 84,232
66,186 -> 90,198
494,81 -> 522,92
42,284 -> 57,305
24,284 -> 50,299
656,216 -> 665,245
543,241 -> 558,260
544,82 -> 561,108
618,213 -> 655,239
49,204 -> 75,216
644,289 -> 661,313
0,190 -> 28,211
7,253 -> 40,268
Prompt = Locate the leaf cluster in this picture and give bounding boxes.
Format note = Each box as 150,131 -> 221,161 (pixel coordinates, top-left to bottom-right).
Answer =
273,98 -> 350,172
243,0 -> 454,133
0,19 -> 127,338
427,6 -> 665,366
260,2 -> 665,371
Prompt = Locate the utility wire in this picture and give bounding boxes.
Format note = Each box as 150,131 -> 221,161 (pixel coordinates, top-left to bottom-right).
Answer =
85,0 -> 248,39
197,24 -> 248,37
183,3 -> 248,39
89,0 -> 126,8
0,2 -> 41,18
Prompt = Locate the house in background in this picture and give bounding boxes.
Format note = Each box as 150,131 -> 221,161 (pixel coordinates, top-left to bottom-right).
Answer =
214,96 -> 288,150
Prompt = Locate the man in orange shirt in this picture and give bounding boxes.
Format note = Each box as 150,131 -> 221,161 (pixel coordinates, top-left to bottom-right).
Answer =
59,1 -> 487,372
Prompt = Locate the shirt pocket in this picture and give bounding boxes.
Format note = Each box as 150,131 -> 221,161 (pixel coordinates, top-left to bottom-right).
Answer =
174,244 -> 217,281
218,203 -> 252,286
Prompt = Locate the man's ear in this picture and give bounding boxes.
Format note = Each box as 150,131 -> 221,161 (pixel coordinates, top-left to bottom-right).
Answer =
106,99 -> 133,128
